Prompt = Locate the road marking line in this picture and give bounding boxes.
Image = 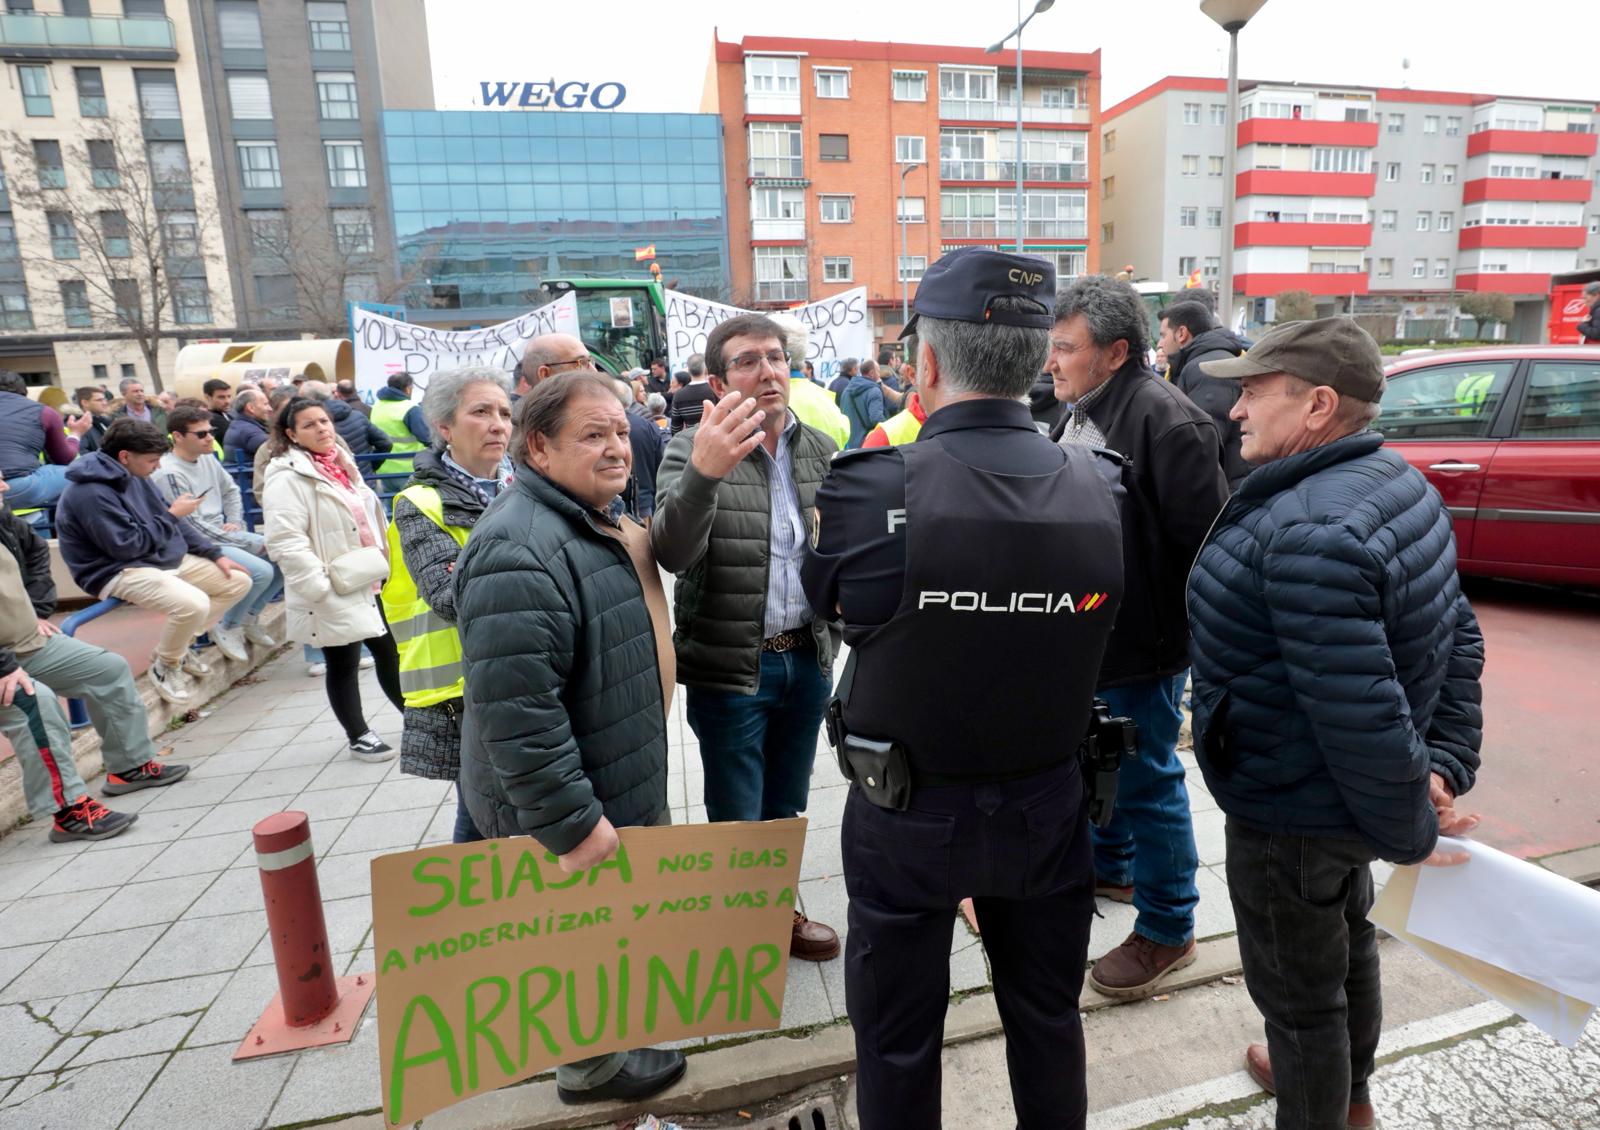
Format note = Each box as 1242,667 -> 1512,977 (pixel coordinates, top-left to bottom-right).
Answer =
1088,1000 -> 1516,1130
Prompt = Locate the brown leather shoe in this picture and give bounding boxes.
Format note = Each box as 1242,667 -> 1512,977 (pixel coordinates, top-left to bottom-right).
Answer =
1087,931 -> 1197,999
1095,878 -> 1134,903
790,911 -> 840,961
1245,1043 -> 1377,1129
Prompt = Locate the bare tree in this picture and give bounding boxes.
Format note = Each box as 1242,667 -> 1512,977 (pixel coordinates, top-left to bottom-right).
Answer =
5,116 -> 224,390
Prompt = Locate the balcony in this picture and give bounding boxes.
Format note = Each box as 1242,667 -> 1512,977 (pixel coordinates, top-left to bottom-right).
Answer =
940,159 -> 1088,183
748,156 -> 804,180
751,218 -> 805,241
755,280 -> 806,302
1234,221 -> 1373,248
940,98 -> 1090,125
1466,129 -> 1598,158
0,13 -> 178,61
940,218 -> 1088,240
1457,224 -> 1587,250
1237,118 -> 1379,148
1462,177 -> 1594,204
745,91 -> 801,117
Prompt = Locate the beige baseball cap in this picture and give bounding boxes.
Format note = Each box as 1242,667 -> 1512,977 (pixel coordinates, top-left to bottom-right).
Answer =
1200,316 -> 1386,403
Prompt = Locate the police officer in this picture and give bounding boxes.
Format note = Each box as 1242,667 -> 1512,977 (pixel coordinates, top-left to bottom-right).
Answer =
802,248 -> 1125,1130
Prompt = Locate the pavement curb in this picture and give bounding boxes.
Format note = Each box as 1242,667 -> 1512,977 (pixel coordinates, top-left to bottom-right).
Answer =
1538,844 -> 1600,887
374,935 -> 1246,1130
0,603 -> 288,836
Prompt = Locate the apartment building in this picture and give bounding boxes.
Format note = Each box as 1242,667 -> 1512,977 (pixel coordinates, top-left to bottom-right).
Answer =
0,0 -> 428,389
703,34 -> 1100,347
1101,77 -> 1599,340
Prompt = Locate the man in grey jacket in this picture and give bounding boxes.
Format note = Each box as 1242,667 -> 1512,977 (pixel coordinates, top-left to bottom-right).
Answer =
651,312 -> 843,962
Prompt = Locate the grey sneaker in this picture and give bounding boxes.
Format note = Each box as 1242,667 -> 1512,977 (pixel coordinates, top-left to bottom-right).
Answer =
149,661 -> 194,706
180,649 -> 211,678
242,616 -> 278,647
213,624 -> 249,662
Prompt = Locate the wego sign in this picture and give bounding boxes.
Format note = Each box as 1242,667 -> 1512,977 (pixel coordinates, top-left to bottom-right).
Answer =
476,80 -> 627,110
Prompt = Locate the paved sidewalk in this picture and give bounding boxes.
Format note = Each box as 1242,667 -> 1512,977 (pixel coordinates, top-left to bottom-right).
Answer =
0,645 -> 1334,1130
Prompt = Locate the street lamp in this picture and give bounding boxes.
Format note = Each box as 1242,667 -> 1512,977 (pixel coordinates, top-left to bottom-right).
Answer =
1201,0 -> 1268,326
899,160 -> 925,328
987,0 -> 1055,252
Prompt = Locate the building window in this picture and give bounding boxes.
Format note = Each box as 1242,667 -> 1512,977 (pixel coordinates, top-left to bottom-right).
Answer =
307,1 -> 351,50
1102,222 -> 1114,242
1433,259 -> 1450,279
0,282 -> 33,331
747,123 -> 802,178
898,255 -> 927,281
814,68 -> 849,99
1209,103 -> 1226,125
896,196 -> 925,223
1439,211 -> 1454,232
111,278 -> 141,323
1420,163 -> 1435,184
818,195 -> 853,223
226,72 -> 272,119
247,209 -> 285,254
339,273 -> 376,304
1410,258 -> 1426,278
1380,210 -> 1397,231
60,281 -> 91,328
18,64 -> 52,117
33,140 -> 65,188
100,210 -> 130,257
895,136 -> 925,164
0,216 -> 17,261
1103,129 -> 1115,153
819,133 -> 849,162
147,141 -> 191,188
1204,256 -> 1220,279
822,256 -> 853,282
217,0 -> 263,49
1178,255 -> 1197,277
1312,147 -> 1370,174
323,141 -> 366,188
745,55 -> 800,97
1417,211 -> 1431,231
332,207 -> 374,253
121,0 -> 165,15
1179,205 -> 1198,228
1424,115 -> 1439,135
119,363 -> 135,379
162,209 -> 198,257
1442,164 -> 1457,185
87,140 -> 119,188
1102,175 -> 1114,199
1206,206 -> 1222,227
316,71 -> 359,119
1183,102 -> 1201,125
892,70 -> 926,102
47,212 -> 78,259
1181,154 -> 1199,177
754,245 -> 807,301
74,67 -> 106,117
173,276 -> 212,324
237,141 -> 281,189
1385,162 -> 1399,182
1376,257 -> 1393,278
1386,113 -> 1404,134
254,273 -> 298,319
1446,116 -> 1461,136
750,186 -> 804,232
1208,155 -> 1224,176
134,70 -> 180,120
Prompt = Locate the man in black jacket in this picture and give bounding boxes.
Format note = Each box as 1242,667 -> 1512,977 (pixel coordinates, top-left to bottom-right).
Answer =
1188,317 -> 1484,1130
1160,300 -> 1251,487
1048,275 -> 1230,1000
1576,281 -> 1600,343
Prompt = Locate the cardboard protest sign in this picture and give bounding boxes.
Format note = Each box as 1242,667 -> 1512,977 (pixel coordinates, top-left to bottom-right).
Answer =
351,292 -> 579,395
371,819 -> 807,1126
663,287 -> 871,384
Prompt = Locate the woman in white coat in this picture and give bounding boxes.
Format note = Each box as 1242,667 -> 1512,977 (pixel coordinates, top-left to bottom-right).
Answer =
262,397 -> 404,761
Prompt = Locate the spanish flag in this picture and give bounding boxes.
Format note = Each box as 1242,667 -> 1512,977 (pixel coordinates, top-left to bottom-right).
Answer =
633,245 -> 656,261
1184,269 -> 1203,289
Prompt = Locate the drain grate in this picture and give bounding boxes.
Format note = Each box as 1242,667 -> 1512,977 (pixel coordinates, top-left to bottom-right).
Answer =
688,1091 -> 843,1130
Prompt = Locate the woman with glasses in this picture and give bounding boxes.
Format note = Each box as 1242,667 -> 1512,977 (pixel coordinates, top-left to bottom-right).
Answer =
262,397 -> 403,761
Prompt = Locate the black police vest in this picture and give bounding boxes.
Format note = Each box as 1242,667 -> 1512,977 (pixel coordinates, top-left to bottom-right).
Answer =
842,438 -> 1123,781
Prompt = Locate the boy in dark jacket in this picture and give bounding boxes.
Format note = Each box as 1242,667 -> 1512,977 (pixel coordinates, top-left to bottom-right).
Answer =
54,419 -> 251,706
1189,317 -> 1484,1130
0,468 -> 191,842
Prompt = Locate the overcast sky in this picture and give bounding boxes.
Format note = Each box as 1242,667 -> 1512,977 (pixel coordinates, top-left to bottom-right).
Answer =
425,0 -> 1598,114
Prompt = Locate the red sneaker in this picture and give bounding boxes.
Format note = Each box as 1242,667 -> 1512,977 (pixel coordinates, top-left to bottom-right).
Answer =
102,759 -> 190,796
50,796 -> 137,842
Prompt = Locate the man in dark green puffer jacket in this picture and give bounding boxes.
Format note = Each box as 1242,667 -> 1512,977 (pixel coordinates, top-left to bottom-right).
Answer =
455,370 -> 684,1105
651,312 -> 843,962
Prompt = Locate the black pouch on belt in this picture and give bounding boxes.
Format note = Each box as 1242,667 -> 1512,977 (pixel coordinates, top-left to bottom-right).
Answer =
842,735 -> 913,811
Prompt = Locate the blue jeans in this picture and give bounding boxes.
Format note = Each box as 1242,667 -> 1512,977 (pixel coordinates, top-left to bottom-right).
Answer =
685,646 -> 830,822
452,784 -> 484,844
218,546 -> 283,627
1091,673 -> 1199,947
5,464 -> 69,513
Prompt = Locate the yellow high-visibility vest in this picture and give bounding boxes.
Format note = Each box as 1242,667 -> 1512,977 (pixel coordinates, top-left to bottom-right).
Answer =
380,485 -> 468,708
371,396 -> 424,476
878,406 -> 924,446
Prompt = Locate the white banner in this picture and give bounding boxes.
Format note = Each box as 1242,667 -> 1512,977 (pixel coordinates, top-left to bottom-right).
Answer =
663,287 -> 872,384
350,293 -> 579,394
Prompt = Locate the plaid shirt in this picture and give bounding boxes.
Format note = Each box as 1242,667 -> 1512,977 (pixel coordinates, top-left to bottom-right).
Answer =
1057,377 -> 1112,449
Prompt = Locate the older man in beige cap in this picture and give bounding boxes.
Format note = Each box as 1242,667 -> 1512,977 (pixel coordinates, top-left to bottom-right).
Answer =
1186,316 -> 1486,1130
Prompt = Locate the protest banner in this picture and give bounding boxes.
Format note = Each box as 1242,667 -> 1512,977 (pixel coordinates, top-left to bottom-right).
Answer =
350,292 -> 579,395
663,287 -> 872,383
371,818 -> 807,1126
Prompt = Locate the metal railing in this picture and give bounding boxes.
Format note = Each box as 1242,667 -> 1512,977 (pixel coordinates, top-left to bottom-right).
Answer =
940,218 -> 1087,239
0,13 -> 176,51
939,159 -> 1087,182
938,98 -> 1088,124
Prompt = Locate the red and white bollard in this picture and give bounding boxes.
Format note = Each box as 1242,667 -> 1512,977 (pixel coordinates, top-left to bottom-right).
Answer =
234,811 -> 376,1060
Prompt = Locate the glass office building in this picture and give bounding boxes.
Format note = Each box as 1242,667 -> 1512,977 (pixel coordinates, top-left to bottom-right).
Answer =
381,111 -> 730,322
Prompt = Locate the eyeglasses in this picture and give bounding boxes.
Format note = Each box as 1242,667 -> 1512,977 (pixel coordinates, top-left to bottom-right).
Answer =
726,350 -> 788,375
547,356 -> 591,371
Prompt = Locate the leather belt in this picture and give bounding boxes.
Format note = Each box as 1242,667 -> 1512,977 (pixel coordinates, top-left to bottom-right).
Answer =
761,628 -> 812,653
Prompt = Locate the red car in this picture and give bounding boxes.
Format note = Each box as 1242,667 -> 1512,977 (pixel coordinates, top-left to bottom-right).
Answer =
1380,346 -> 1600,586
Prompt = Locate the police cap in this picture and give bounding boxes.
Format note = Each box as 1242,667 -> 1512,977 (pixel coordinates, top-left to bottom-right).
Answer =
900,247 -> 1056,339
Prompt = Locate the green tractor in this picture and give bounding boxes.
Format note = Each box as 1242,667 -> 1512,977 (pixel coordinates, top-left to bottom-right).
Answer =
539,278 -> 669,376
